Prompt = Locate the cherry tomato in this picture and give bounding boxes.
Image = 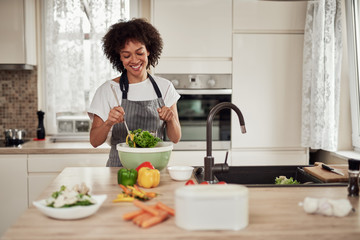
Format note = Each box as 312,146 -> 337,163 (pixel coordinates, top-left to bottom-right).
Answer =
185,180 -> 195,185
200,181 -> 209,185
217,181 -> 227,184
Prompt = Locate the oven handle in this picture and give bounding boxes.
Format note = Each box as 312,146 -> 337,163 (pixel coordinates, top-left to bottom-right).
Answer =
176,89 -> 232,95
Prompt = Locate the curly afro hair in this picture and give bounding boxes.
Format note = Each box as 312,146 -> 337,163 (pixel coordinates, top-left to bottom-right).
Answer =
102,18 -> 163,73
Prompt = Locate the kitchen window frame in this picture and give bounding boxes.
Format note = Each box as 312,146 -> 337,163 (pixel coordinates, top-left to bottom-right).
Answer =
346,0 -> 360,151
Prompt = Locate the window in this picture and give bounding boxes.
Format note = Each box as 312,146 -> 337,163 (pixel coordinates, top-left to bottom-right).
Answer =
41,0 -> 131,135
346,0 -> 360,151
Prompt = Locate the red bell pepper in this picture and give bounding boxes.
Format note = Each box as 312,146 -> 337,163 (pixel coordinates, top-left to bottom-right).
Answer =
136,161 -> 155,172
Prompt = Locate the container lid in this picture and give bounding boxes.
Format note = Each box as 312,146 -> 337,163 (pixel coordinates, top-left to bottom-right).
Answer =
175,184 -> 248,199
348,159 -> 360,171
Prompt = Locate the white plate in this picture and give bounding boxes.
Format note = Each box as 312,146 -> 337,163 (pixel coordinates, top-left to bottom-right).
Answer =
33,194 -> 107,220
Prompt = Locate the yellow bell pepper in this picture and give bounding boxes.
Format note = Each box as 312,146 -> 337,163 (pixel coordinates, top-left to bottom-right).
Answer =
137,167 -> 160,188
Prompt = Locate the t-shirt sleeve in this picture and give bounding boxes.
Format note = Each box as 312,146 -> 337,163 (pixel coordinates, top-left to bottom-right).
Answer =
163,81 -> 180,107
87,82 -> 113,122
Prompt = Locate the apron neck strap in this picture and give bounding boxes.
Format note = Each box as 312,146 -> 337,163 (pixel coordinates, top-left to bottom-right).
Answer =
119,72 -> 162,99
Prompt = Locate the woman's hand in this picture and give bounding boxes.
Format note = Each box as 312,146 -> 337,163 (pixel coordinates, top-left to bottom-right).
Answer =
157,106 -> 175,122
106,106 -> 125,126
158,105 -> 181,143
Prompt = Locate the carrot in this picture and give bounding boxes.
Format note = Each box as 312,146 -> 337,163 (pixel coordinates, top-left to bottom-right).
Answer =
119,184 -> 131,195
141,210 -> 169,228
134,184 -> 144,193
156,201 -> 175,216
133,199 -> 159,216
133,212 -> 153,226
145,192 -> 158,198
122,209 -> 144,221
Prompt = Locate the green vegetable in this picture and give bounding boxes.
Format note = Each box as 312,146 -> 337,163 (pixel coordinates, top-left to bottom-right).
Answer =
47,185 -> 95,208
118,168 -> 138,186
275,176 -> 300,185
127,129 -> 161,148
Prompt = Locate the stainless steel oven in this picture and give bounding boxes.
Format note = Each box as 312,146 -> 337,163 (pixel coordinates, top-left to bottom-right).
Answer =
158,74 -> 232,150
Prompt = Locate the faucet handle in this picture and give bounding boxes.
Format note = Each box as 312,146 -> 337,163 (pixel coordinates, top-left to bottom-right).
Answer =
224,150 -> 229,164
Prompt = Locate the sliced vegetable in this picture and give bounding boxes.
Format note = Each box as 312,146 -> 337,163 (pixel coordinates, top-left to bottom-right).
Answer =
117,168 -> 138,186
137,167 -> 160,188
113,184 -> 159,202
185,180 -> 195,185
200,181 -> 209,185
136,161 -> 155,172
126,134 -> 136,147
217,181 -> 227,184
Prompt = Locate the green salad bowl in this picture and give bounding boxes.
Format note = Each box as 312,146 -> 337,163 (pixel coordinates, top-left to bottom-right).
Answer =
117,142 -> 173,171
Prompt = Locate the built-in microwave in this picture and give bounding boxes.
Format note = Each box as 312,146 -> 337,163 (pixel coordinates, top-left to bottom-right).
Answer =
158,74 -> 232,150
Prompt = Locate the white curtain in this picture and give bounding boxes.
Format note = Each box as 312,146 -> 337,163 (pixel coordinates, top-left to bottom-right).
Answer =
301,0 -> 343,151
44,0 -> 127,133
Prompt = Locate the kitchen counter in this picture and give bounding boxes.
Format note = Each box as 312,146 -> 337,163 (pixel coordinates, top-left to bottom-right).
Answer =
2,167 -> 360,240
0,139 -> 110,154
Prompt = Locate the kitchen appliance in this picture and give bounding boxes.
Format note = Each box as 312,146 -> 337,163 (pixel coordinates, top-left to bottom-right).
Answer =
158,74 -> 232,150
3,129 -> 27,147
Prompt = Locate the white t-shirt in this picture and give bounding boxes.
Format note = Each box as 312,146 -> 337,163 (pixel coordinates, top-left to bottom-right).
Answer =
88,75 -> 180,122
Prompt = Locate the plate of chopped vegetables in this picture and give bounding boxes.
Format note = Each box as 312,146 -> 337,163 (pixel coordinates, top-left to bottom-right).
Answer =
33,184 -> 107,220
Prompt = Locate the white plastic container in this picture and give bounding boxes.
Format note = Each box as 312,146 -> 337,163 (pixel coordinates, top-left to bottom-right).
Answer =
175,184 -> 249,231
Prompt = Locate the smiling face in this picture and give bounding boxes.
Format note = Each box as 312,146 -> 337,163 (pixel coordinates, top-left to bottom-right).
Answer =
119,40 -> 150,83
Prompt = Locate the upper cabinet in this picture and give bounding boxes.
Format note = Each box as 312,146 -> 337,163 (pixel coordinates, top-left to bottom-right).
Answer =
233,0 -> 307,32
151,0 -> 232,74
0,0 -> 37,69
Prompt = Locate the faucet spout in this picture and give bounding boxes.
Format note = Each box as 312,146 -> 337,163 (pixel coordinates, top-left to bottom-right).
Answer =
204,102 -> 246,182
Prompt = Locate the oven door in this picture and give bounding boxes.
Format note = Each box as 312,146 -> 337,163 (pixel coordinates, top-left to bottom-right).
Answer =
167,89 -> 231,150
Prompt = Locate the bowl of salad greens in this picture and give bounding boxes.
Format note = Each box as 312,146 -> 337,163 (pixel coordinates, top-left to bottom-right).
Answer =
117,141 -> 173,171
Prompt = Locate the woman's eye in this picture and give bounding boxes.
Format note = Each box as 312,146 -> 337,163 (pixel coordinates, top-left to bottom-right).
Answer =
122,55 -> 130,59
137,52 -> 144,56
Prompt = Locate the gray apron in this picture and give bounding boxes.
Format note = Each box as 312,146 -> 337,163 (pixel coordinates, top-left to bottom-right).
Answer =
107,71 -> 165,167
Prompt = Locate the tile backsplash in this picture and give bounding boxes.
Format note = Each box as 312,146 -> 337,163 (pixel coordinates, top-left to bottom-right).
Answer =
0,68 -> 38,140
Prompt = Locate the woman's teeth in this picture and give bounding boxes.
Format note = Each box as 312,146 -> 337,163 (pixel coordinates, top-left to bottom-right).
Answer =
131,64 -> 141,70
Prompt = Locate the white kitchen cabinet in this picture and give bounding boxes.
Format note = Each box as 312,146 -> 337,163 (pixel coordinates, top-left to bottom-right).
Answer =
0,154 -> 28,237
231,33 -> 308,164
28,154 -> 108,205
151,0 -> 232,74
0,0 -> 37,66
168,150 -> 228,167
233,0 -> 307,33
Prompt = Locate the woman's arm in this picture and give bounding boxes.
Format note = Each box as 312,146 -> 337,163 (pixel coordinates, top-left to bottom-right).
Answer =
90,106 -> 125,147
158,104 -> 181,143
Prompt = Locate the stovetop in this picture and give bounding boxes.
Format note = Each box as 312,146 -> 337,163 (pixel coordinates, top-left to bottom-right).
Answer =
0,140 -> 29,148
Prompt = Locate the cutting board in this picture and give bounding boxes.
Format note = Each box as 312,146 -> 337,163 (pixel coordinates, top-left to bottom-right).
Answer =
303,162 -> 348,183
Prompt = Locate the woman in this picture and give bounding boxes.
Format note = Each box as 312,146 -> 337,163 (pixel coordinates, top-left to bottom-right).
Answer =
88,18 -> 181,167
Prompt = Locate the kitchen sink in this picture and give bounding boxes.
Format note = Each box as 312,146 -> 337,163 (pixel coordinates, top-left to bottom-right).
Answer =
194,165 -> 348,187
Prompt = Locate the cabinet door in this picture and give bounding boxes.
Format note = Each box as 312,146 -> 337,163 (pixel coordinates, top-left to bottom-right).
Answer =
0,0 -> 36,64
169,151 -> 228,167
232,34 -> 306,161
28,173 -> 57,205
233,0 -> 307,32
0,154 -> 28,236
152,0 -> 232,73
28,154 -> 109,172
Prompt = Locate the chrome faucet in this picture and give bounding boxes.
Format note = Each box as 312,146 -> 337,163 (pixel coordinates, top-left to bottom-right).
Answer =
204,102 -> 246,183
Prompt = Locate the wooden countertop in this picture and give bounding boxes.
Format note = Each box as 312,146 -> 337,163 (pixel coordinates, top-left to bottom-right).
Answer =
0,139 -> 110,154
2,167 -> 360,240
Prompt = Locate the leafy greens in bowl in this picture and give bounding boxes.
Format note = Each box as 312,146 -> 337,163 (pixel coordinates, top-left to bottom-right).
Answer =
126,129 -> 161,148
